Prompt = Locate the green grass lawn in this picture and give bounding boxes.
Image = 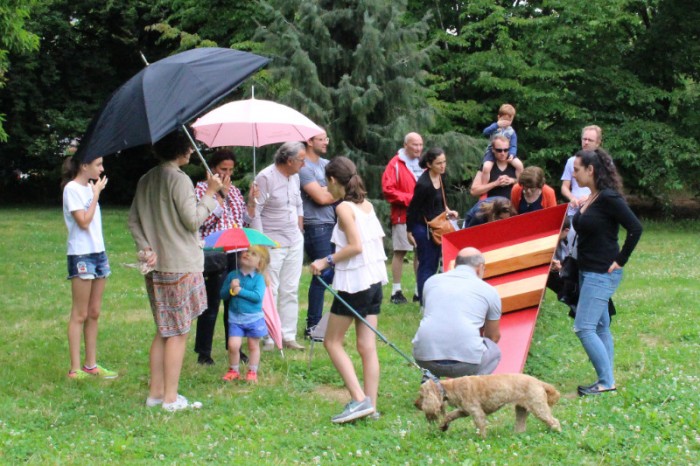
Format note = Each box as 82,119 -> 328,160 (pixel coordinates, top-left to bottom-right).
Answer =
1,207 -> 698,464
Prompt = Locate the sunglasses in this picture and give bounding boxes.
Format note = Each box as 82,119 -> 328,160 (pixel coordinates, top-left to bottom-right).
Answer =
493,148 -> 509,153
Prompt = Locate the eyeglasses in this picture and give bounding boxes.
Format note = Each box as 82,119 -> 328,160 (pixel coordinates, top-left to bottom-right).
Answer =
493,148 -> 509,153
313,137 -> 330,143
292,157 -> 305,163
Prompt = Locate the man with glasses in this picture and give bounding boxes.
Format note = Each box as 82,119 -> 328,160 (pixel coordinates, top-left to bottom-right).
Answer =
299,130 -> 337,338
412,247 -> 502,377
251,142 -> 307,350
476,135 -> 518,199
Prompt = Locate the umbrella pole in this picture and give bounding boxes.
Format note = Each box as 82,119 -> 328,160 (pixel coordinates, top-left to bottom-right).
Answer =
183,125 -> 214,177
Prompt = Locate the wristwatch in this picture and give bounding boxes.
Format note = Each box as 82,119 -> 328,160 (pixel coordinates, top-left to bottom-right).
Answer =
326,254 -> 335,267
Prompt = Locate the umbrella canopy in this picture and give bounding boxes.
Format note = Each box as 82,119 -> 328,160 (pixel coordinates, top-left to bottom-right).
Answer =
76,48 -> 269,163
203,227 -> 279,252
191,97 -> 324,148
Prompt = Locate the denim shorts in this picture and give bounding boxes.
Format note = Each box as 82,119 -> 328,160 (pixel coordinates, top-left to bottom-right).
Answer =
66,252 -> 111,280
228,317 -> 268,338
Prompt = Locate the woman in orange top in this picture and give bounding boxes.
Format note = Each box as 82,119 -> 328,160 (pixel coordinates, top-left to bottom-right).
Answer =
510,166 -> 557,214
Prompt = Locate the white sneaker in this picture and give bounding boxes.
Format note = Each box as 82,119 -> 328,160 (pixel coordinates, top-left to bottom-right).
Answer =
145,396 -> 163,407
162,394 -> 202,412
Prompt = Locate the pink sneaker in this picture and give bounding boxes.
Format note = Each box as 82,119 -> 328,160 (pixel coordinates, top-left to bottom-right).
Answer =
246,371 -> 258,383
222,369 -> 240,381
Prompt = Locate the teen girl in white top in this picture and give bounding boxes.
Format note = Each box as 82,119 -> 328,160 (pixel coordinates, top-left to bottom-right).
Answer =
310,156 -> 387,423
61,154 -> 116,379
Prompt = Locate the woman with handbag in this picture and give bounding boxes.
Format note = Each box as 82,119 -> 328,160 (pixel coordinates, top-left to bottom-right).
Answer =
571,148 -> 642,396
194,149 -> 257,365
407,147 -> 458,304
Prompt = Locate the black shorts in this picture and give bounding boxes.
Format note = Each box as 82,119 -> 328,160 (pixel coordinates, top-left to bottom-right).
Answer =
330,282 -> 383,317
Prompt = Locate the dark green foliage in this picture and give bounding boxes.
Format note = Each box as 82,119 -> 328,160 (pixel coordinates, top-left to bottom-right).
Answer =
414,0 -> 700,202
0,0 -> 39,141
250,0 -> 482,209
0,0 -> 697,211
0,0 -> 174,204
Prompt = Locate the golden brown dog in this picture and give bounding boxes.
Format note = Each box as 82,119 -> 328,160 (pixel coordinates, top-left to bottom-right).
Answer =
415,373 -> 561,438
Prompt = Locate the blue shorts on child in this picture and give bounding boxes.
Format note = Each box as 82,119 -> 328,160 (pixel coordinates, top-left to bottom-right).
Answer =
66,251 -> 111,280
228,316 -> 268,339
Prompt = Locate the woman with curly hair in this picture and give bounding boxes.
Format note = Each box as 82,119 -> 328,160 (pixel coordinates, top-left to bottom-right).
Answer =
572,148 -> 642,396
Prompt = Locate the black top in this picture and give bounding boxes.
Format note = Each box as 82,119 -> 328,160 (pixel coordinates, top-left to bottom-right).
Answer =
518,193 -> 543,213
573,188 -> 643,273
486,163 -> 516,198
407,171 -> 447,229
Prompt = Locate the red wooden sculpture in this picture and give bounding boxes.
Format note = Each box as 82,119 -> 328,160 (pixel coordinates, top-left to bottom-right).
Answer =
442,204 -> 567,373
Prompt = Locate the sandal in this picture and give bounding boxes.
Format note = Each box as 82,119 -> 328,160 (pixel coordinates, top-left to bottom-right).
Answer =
577,382 -> 599,391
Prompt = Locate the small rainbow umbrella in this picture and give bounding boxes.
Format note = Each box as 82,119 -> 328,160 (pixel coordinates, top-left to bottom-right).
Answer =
203,227 -> 278,252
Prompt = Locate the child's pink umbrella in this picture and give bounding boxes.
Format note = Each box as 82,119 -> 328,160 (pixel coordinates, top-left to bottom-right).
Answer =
262,287 -> 283,352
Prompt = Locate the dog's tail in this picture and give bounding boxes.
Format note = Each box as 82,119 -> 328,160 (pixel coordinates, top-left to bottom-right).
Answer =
542,382 -> 560,406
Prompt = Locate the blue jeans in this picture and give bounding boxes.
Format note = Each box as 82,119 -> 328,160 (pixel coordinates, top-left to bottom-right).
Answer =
303,223 -> 335,330
574,269 -> 623,388
411,223 -> 441,302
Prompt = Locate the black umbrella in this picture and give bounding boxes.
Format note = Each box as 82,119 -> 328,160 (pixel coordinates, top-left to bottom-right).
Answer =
76,47 -> 269,163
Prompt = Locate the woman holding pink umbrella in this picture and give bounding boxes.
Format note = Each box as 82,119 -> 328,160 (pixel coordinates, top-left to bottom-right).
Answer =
193,149 -> 257,365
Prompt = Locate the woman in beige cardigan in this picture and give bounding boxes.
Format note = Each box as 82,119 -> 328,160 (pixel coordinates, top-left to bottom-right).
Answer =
128,130 -> 222,412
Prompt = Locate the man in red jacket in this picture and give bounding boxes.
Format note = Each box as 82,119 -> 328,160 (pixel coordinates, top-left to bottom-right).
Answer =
381,132 -> 424,304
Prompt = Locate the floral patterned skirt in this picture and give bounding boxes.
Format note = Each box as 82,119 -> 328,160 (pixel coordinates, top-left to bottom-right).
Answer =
145,271 -> 207,337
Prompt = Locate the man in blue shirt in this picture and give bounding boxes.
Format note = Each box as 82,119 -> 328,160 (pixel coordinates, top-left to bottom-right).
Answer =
299,130 -> 337,338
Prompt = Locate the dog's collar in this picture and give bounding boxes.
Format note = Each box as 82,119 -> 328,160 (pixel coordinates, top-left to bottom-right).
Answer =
423,371 -> 448,400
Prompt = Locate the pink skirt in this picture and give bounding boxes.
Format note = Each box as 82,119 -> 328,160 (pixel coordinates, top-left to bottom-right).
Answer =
145,271 -> 207,337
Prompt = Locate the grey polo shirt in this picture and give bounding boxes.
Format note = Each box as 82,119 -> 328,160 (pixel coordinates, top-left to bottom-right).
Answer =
299,157 -> 335,225
412,265 -> 502,364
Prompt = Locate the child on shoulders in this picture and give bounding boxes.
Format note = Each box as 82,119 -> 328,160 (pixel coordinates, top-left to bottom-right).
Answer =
481,103 -> 524,184
220,245 -> 270,383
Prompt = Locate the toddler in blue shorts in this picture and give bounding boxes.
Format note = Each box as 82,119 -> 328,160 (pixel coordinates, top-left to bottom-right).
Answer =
220,245 -> 269,383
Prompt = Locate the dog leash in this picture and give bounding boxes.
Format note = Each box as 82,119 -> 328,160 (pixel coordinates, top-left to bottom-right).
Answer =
317,277 -> 441,386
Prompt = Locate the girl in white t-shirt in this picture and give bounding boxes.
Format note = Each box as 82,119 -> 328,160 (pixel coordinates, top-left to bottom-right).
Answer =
310,156 -> 388,423
61,153 -> 116,379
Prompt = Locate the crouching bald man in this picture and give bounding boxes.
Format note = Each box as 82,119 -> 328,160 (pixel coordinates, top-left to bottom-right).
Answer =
412,247 -> 502,377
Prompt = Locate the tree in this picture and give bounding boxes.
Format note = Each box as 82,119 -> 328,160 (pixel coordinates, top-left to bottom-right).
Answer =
412,0 -> 700,202
250,0 -> 482,208
0,0 -> 39,141
0,0 -> 173,204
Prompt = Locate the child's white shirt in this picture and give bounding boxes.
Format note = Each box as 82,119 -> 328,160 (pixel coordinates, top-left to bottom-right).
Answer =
63,180 -> 105,255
